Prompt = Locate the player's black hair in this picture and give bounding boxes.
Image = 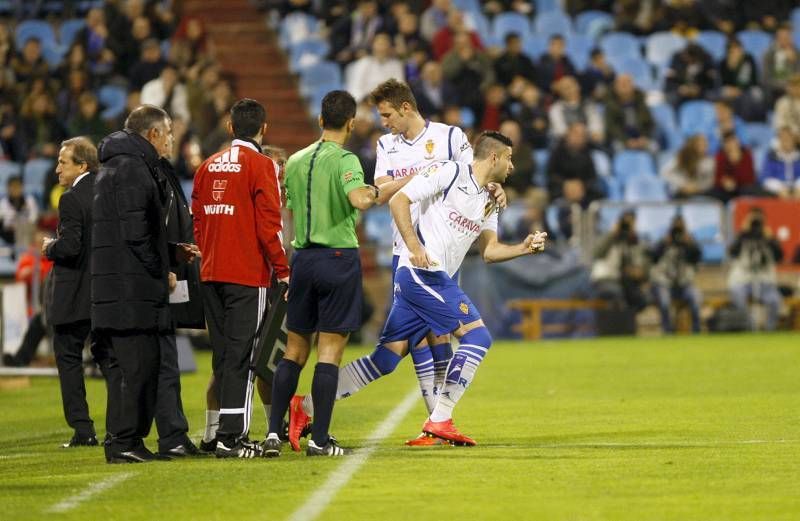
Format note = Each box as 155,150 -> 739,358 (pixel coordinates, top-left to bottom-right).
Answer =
230,98 -> 267,139
474,131 -> 513,159
320,90 -> 356,130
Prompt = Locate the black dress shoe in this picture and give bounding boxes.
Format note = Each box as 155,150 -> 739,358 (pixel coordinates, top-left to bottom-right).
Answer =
106,446 -> 172,464
159,439 -> 202,457
62,434 -> 99,448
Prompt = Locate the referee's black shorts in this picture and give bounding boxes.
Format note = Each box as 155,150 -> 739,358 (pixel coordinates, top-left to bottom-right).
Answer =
287,247 -> 363,334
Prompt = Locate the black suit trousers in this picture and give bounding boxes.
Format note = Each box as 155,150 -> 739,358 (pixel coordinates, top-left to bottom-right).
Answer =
154,333 -> 189,450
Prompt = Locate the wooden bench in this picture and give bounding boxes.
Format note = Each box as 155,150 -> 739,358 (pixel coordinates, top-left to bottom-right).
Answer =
508,299 -> 608,340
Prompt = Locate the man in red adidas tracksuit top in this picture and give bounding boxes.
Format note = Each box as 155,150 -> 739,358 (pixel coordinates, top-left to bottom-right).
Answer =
192,99 -> 289,458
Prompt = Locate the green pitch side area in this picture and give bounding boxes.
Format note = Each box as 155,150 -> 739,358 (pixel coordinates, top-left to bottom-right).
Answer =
1,334 -> 798,520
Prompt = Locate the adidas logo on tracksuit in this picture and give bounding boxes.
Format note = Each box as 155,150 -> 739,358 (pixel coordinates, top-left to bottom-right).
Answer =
208,147 -> 242,172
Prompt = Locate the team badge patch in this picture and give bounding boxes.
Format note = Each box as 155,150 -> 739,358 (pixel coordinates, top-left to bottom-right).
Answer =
459,302 -> 469,314
424,139 -> 435,159
343,171 -> 353,182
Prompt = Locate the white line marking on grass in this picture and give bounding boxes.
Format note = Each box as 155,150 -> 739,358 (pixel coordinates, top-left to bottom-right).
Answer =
534,439 -> 800,449
46,472 -> 134,513
287,388 -> 419,521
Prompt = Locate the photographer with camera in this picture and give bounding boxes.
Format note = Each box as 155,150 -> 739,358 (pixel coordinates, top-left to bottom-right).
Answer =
728,207 -> 784,331
591,211 -> 651,321
650,215 -> 703,333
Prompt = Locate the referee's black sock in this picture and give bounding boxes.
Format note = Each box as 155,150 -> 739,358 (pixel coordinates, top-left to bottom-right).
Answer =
269,358 -> 302,435
310,362 -> 339,447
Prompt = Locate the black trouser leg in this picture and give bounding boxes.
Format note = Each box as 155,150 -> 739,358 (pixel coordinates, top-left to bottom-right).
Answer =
91,331 -> 116,440
154,333 -> 189,451
53,320 -> 94,438
14,313 -> 47,365
105,332 -> 161,453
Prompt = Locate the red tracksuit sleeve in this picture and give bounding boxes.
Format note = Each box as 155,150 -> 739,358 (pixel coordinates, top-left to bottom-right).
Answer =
253,161 -> 289,279
191,169 -> 204,255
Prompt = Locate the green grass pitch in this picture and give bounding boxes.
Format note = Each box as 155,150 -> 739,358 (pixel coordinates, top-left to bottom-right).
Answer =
1,333 -> 798,520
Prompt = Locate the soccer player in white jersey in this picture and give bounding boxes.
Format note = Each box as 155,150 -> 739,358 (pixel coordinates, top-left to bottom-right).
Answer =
383,131 -> 546,444
285,80 -> 508,450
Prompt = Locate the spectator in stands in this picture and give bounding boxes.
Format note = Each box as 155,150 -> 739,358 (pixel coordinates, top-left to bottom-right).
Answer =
501,190 -> 553,244
772,73 -> 800,141
141,65 -> 191,123
711,131 -> 758,202
549,76 -> 605,145
604,74 -> 655,152
130,38 -> 166,91
499,119 -> 536,199
346,33 -> 404,103
1,229 -> 53,367
441,31 -> 495,116
0,176 -> 38,246
661,134 -> 715,198
432,9 -> 483,61
19,91 -> 65,159
67,92 -> 110,144
728,207 -> 783,331
718,38 -> 765,121
665,43 -> 716,107
410,61 -> 454,119
484,0 -> 534,16
479,84 -> 511,131
11,38 -> 49,88
537,35 -> 576,94
57,69 -> 90,123
186,62 -> 220,138
420,0 -> 451,42
57,43 -> 90,87
172,16 -> 209,64
0,22 -> 13,67
762,24 -> 800,104
580,48 -> 616,102
546,122 -> 603,206
80,7 -> 117,80
514,81 -> 549,149
655,0 -> 708,37
330,0 -> 384,65
392,11 -> 425,61
0,98 -> 24,162
591,211 -> 651,312
494,33 -> 536,87
650,215 -> 703,333
711,99 -> 747,152
614,0 -> 656,35
760,126 -> 800,199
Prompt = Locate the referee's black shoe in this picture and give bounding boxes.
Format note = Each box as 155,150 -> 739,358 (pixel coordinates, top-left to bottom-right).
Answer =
62,434 -> 99,448
307,436 -> 351,457
159,439 -> 202,457
262,433 -> 281,458
199,438 -> 217,453
106,446 -> 171,464
215,438 -> 265,459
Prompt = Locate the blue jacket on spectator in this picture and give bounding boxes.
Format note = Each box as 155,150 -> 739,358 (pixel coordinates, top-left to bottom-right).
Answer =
760,147 -> 800,195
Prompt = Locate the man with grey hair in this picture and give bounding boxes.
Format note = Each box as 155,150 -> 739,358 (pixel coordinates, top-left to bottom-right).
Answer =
92,105 -> 198,463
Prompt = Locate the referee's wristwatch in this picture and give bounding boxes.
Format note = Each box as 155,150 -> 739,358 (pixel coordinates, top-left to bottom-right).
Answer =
370,184 -> 380,200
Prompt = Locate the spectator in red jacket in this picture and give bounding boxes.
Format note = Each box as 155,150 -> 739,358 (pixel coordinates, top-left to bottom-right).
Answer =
431,9 -> 483,61
711,131 -> 758,202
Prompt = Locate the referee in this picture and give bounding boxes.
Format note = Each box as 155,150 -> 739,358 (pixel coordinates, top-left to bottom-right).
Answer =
265,90 -> 396,457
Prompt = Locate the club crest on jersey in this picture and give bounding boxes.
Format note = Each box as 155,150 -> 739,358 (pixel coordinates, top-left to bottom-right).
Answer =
212,179 -> 228,202
424,139 -> 435,159
459,302 -> 469,314
343,171 -> 353,183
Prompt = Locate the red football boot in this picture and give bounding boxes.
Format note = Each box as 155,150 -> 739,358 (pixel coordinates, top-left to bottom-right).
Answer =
404,432 -> 452,447
422,419 -> 476,446
288,395 -> 311,452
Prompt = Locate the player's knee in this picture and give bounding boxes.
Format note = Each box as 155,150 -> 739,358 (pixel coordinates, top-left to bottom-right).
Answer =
370,345 -> 402,375
461,326 -> 492,348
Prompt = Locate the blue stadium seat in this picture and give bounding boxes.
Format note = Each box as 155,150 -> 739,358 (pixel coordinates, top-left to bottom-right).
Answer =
468,12 -> 492,46
288,38 -> 330,72
41,43 -> 66,68
493,12 -> 531,43
624,174 -> 668,203
737,30 -> 772,61
565,34 -> 593,71
645,32 -> 687,69
0,160 -> 22,196
680,201 -> 725,262
180,179 -> 193,202
614,57 -> 656,90
596,204 -> 628,234
752,145 -> 768,174
678,100 -> 716,138
522,34 -> 548,59
499,202 -> 526,239
534,11 -> 572,39
600,32 -> 642,61
792,7 -> 800,30
743,123 -> 773,149
452,0 -> 481,15
535,0 -> 562,14
650,103 -> 682,151
98,85 -> 127,120
599,175 -> 622,201
612,150 -> 656,185
695,31 -> 727,62
15,20 -> 56,49
298,61 -> 342,95
533,149 -> 548,187
656,150 -> 674,171
59,19 -> 86,47
279,12 -> 320,49
460,107 -> 476,128
363,206 -> 394,267
23,158 -> 53,193
591,149 -> 611,178
635,204 -> 677,242
574,10 -> 613,37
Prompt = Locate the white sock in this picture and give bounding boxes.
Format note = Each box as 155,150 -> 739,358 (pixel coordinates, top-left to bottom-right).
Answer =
262,404 -> 271,433
302,394 -> 314,416
410,346 -> 437,413
429,344 -> 487,422
203,410 -> 219,442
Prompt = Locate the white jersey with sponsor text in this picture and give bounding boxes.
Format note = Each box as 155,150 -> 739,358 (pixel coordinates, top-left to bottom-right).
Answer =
375,121 -> 473,255
398,160 -> 498,278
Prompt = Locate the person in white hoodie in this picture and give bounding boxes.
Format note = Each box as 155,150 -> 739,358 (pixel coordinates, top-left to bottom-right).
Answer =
346,33 -> 405,103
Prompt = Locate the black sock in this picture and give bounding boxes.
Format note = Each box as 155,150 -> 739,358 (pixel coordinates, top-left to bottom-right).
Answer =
310,362 -> 339,447
269,358 -> 302,435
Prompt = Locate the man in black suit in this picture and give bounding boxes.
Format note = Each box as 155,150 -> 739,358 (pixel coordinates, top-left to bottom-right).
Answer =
92,105 -> 198,463
44,136 -> 110,448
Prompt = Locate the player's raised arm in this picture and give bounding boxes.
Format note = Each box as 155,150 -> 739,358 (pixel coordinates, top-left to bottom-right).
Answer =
478,229 -> 547,263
